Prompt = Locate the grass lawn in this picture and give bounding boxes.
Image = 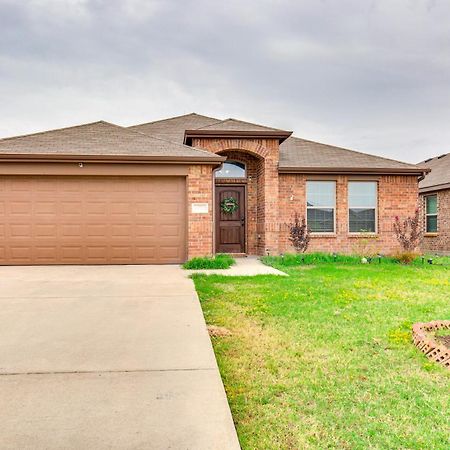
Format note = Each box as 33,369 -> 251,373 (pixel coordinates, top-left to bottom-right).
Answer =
193,259 -> 450,449
182,253 -> 235,270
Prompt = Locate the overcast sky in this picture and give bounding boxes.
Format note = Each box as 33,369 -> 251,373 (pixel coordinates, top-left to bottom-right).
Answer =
1,0 -> 449,163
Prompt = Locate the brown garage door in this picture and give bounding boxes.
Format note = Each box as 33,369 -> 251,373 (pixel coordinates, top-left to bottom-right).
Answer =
0,176 -> 186,265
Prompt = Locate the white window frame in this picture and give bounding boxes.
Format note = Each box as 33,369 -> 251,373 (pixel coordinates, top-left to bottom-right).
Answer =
306,180 -> 336,234
348,181 -> 378,234
425,194 -> 438,233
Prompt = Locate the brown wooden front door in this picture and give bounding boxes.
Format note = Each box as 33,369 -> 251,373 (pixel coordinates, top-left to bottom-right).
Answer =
215,185 -> 245,253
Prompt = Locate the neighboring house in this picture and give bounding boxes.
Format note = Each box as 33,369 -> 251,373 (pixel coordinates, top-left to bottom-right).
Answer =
0,113 -> 427,265
419,153 -> 450,255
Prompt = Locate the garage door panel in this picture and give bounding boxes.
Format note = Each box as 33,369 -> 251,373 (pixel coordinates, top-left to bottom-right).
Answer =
34,246 -> 58,262
60,201 -> 82,213
10,224 -> 31,238
10,201 -> 31,214
34,224 -> 57,237
0,176 -> 186,265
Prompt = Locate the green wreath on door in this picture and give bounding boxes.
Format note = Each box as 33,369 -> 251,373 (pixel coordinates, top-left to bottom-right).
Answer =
220,197 -> 239,214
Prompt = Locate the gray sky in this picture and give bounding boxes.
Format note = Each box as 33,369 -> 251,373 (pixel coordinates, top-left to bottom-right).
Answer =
1,0 -> 449,163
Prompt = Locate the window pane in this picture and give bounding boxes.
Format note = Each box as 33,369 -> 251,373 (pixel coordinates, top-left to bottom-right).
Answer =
215,161 -> 246,178
426,195 -> 437,215
306,181 -> 336,207
349,208 -> 376,232
348,182 -> 377,207
307,208 -> 334,232
426,215 -> 437,233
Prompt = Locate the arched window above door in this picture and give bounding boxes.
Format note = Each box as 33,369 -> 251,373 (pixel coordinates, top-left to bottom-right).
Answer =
215,161 -> 246,178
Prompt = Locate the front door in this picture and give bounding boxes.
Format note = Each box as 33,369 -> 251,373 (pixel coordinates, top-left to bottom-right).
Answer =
215,185 -> 245,253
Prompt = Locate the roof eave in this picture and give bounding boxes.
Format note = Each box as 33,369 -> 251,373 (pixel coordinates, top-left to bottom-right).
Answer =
419,182 -> 450,193
184,129 -> 293,145
278,166 -> 429,176
0,153 -> 225,164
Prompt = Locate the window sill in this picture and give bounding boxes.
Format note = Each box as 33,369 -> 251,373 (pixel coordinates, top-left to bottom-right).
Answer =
424,232 -> 439,237
347,233 -> 378,238
310,233 -> 337,238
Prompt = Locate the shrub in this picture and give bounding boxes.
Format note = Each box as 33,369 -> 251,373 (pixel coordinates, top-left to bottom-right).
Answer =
183,254 -> 235,270
351,231 -> 380,258
288,214 -> 310,253
393,209 -> 423,252
393,251 -> 420,265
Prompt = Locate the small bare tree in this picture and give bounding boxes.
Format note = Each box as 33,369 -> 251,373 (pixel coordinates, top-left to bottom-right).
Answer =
393,208 -> 423,252
288,214 -> 311,253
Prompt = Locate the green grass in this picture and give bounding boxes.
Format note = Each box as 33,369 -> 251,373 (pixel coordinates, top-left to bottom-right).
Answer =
262,252 -> 450,267
182,253 -> 235,270
193,260 -> 450,449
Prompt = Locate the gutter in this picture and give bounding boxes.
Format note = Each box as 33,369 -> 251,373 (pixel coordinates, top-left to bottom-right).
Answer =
419,182 -> 450,194
278,166 -> 430,176
184,129 -> 293,145
0,153 -> 226,165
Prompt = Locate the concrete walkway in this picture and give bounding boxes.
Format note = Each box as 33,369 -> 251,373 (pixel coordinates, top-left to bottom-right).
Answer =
0,265 -> 240,450
185,256 -> 287,277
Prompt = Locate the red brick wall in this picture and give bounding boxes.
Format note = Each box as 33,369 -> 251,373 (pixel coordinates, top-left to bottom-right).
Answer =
278,174 -> 419,255
421,188 -> 450,255
187,165 -> 214,258
186,138 -> 421,257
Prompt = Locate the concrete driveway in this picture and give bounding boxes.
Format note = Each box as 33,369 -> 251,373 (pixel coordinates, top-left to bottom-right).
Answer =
0,265 -> 240,450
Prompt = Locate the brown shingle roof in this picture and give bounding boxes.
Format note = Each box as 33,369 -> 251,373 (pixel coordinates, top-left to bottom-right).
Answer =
196,118 -> 289,133
1,113 -> 424,173
130,113 -> 423,174
129,113 -> 220,143
419,153 -> 450,191
0,121 -> 223,162
279,137 -> 424,174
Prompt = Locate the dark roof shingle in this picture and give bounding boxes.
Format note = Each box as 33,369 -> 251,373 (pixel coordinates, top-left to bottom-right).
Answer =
129,113 -> 220,143
196,118 -> 289,133
279,137 -> 423,173
0,121 -> 223,161
130,113 -> 423,174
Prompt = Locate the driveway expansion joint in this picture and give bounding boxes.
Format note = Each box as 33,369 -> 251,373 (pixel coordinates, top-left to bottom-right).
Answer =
0,367 -> 217,377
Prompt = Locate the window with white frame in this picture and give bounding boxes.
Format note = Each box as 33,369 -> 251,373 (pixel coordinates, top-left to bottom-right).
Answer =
306,181 -> 336,233
348,181 -> 377,233
425,194 -> 438,233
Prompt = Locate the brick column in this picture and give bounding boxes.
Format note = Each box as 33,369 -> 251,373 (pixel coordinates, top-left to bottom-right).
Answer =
187,165 -> 214,257
260,140 -> 280,255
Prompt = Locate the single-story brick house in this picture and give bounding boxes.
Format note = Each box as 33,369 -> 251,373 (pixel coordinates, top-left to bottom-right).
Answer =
419,153 -> 450,255
0,113 -> 427,265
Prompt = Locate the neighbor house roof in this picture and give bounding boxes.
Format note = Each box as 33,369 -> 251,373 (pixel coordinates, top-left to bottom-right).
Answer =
131,113 -> 425,175
0,121 -> 224,163
419,153 -> 450,192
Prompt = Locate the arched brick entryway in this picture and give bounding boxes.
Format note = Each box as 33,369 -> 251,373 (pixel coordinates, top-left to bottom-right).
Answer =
192,137 -> 280,256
